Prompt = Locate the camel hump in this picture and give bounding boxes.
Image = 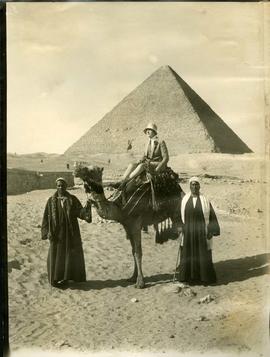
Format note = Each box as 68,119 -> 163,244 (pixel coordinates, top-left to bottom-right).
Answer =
119,167 -> 182,216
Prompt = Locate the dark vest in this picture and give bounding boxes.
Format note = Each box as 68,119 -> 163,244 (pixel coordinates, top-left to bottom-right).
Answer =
145,140 -> 163,162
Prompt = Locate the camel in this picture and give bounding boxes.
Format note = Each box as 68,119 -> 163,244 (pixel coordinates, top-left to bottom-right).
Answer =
74,165 -> 184,288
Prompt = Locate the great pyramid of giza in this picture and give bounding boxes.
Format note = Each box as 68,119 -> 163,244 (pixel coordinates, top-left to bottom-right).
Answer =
65,65 -> 252,159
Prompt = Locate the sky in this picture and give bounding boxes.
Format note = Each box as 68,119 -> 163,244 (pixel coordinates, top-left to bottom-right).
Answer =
7,1 -> 267,154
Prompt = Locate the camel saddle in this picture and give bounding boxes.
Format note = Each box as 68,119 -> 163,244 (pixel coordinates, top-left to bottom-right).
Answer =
111,167 -> 182,217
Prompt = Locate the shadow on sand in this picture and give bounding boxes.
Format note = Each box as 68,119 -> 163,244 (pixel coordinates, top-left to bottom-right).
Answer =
214,253 -> 269,285
67,253 -> 269,290
67,273 -> 173,291
68,274 -> 173,291
68,278 -> 131,291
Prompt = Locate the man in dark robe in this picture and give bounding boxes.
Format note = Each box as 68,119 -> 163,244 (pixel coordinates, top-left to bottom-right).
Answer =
41,178 -> 92,288
178,177 -> 220,285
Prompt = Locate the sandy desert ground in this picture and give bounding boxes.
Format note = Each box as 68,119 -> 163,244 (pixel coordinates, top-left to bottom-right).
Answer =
7,154 -> 270,357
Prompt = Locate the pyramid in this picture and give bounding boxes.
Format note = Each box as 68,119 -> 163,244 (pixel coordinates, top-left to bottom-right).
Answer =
65,65 -> 252,158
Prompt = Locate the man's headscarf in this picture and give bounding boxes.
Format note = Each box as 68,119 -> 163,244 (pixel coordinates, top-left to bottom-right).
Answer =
189,176 -> 200,184
55,177 -> 67,185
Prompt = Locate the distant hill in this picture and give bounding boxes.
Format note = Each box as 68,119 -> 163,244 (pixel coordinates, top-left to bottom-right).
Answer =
7,152 -> 73,172
65,65 -> 252,160
7,152 -> 60,159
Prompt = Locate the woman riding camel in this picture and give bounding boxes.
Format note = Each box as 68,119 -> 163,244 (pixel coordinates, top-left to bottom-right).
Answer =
115,123 -> 169,189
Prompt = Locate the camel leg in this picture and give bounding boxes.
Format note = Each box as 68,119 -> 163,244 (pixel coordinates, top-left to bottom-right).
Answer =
127,237 -> 138,283
124,226 -> 138,282
131,222 -> 145,289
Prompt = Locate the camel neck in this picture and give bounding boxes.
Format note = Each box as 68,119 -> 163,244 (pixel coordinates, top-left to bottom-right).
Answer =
89,180 -> 104,194
91,191 -> 123,222
91,191 -> 106,203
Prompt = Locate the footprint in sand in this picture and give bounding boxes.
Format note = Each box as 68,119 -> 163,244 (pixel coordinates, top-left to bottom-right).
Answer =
19,238 -> 32,245
8,259 -> 21,273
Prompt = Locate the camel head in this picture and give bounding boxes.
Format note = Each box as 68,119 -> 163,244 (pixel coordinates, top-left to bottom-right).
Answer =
74,165 -> 104,194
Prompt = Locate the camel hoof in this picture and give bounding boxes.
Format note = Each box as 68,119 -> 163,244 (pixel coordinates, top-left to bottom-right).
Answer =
135,280 -> 145,289
127,276 -> 137,283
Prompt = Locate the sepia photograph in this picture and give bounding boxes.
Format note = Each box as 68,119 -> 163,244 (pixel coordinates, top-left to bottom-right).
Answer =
4,1 -> 270,357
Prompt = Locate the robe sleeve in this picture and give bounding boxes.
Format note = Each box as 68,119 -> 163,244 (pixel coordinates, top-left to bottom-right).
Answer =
41,200 -> 49,240
74,196 -> 92,223
208,203 -> 220,236
155,140 -> 169,172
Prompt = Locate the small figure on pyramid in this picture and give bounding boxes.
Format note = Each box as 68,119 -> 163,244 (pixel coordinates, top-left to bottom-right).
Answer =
113,123 -> 169,189
127,139 -> 133,151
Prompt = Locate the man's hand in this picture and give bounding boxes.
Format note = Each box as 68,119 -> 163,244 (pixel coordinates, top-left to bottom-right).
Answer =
42,233 -> 51,240
178,225 -> 183,234
207,232 -> 213,240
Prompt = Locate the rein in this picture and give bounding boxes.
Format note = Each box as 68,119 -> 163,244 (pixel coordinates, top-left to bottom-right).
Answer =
82,176 -> 104,194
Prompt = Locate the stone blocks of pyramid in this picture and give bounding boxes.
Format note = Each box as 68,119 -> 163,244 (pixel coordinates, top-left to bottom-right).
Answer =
65,65 -> 252,158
